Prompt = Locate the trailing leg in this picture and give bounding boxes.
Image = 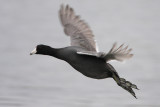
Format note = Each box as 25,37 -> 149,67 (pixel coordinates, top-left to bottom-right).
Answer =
112,73 -> 139,99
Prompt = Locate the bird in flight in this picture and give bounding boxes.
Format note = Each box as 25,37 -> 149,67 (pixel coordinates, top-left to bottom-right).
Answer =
30,4 -> 139,98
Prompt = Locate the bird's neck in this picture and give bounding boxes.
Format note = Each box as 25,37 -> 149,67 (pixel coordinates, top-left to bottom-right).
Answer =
44,47 -> 63,60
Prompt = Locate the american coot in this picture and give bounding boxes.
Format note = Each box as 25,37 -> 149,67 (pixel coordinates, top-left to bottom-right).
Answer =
30,5 -> 138,98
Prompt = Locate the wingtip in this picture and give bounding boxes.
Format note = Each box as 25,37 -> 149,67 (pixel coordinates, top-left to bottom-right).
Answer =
60,4 -> 64,9
60,4 -> 70,10
66,4 -> 69,10
66,4 -> 69,8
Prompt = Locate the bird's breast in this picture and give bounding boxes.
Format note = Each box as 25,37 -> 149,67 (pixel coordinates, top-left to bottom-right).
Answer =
66,54 -> 111,79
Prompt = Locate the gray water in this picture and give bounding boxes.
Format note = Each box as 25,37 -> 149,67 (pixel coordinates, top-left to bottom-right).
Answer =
0,0 -> 160,107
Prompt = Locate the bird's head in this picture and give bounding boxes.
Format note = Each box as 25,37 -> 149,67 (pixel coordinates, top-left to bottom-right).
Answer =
30,44 -> 51,55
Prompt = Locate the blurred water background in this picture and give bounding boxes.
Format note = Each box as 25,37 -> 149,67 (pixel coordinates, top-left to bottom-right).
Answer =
0,0 -> 160,107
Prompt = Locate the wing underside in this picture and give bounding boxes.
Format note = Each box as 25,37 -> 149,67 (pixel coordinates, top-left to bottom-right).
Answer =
77,43 -> 133,62
59,5 -> 97,52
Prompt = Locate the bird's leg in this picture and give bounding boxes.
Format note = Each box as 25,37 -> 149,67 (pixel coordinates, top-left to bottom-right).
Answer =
112,74 -> 139,99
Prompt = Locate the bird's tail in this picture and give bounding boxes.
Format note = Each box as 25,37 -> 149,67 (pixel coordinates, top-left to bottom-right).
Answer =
112,72 -> 139,99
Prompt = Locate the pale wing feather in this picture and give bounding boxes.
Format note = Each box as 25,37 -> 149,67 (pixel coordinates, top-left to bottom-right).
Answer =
77,51 -> 100,57
59,5 -> 97,52
104,43 -> 133,62
77,43 -> 133,62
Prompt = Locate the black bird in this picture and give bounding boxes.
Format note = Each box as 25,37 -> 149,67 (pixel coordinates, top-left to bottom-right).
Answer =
30,5 -> 138,98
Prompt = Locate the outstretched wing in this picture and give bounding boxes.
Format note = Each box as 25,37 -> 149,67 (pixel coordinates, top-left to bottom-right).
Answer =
59,4 -> 97,52
104,43 -> 133,62
77,43 -> 133,62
